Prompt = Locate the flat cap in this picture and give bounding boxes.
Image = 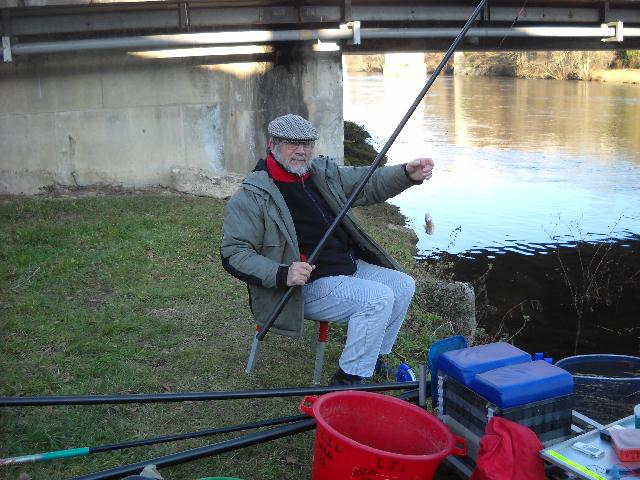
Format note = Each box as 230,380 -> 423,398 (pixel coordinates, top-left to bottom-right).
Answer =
268,114 -> 319,141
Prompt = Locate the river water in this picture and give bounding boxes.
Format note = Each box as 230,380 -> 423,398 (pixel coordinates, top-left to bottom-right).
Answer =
344,72 -> 640,358
344,72 -> 640,258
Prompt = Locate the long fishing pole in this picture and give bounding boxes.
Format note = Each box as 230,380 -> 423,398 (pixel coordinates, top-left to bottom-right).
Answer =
256,0 -> 488,342
0,414 -> 304,466
70,418 -> 318,480
0,381 -> 420,406
72,389 -> 420,480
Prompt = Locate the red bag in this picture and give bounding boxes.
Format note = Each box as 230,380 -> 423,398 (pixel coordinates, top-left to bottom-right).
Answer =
470,416 -> 545,480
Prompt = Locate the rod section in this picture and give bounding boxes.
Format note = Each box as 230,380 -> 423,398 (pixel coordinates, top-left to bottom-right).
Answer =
72,390 -> 420,479
419,363 -> 427,407
70,418 -> 317,480
257,0 -> 488,341
0,415 -> 305,466
0,381 -> 420,406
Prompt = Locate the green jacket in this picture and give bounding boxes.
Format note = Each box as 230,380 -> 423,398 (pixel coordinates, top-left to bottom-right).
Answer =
220,156 -> 417,338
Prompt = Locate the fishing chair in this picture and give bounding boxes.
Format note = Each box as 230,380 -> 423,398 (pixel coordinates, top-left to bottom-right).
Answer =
245,320 -> 330,385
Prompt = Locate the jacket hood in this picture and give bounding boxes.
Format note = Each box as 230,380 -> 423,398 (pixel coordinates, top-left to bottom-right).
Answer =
251,157 -> 267,173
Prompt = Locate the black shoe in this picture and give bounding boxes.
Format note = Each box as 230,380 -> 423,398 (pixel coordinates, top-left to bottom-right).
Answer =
329,367 -> 364,386
374,355 -> 393,377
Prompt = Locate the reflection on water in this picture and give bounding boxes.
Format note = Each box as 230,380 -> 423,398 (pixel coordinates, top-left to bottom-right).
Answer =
344,72 -> 640,257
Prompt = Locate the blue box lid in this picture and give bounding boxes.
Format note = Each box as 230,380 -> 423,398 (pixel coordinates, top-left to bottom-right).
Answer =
470,360 -> 574,408
438,342 -> 531,386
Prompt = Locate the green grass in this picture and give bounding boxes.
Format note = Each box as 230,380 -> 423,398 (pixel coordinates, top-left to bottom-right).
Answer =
0,195 -> 440,480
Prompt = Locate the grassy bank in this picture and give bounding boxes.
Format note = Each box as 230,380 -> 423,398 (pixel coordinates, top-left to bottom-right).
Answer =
0,194 -> 439,480
591,68 -> 640,84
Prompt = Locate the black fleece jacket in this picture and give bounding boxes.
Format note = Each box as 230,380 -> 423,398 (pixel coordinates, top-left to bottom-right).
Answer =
258,154 -> 357,285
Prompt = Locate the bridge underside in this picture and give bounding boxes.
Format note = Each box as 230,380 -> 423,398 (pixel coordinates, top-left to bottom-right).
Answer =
2,0 -> 640,57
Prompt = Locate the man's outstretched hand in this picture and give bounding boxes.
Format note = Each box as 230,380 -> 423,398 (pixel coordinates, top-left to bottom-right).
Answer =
405,158 -> 434,183
287,261 -> 315,286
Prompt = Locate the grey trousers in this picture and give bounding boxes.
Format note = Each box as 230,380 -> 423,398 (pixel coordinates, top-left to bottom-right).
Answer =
303,259 -> 416,377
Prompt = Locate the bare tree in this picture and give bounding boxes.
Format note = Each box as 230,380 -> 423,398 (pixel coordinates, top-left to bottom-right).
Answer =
544,51 -> 574,80
572,52 -> 595,80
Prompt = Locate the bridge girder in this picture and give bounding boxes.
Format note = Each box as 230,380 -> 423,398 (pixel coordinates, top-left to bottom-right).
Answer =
1,1 -> 640,55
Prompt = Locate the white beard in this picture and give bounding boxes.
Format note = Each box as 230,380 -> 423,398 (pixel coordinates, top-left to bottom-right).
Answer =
272,144 -> 312,176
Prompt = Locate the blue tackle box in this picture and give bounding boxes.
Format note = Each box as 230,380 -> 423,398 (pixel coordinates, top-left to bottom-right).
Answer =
437,342 -> 532,386
437,343 -> 574,445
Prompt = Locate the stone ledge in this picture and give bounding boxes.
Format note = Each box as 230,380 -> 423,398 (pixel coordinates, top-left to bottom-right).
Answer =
169,166 -> 243,199
416,277 -> 476,344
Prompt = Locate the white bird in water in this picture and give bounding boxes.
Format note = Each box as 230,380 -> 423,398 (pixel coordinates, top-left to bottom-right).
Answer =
425,213 -> 434,235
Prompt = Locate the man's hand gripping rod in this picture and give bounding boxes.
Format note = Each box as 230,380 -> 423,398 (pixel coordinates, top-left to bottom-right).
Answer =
257,0 -> 488,343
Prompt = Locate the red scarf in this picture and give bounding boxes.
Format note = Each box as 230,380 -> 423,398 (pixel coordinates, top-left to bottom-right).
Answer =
266,152 -> 310,183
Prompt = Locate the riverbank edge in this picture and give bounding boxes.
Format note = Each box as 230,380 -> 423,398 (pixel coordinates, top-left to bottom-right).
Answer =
590,68 -> 640,84
455,67 -> 640,84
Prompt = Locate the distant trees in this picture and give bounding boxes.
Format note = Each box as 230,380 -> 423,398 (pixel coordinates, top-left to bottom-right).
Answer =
344,50 -> 640,79
611,50 -> 640,69
458,51 -> 614,80
541,52 -> 600,80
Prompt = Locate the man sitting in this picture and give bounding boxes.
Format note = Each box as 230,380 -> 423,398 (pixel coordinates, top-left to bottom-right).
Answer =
220,114 -> 434,385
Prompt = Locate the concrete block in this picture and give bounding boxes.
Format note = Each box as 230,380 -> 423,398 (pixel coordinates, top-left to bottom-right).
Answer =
0,113 -> 60,194
169,167 -> 243,199
0,63 -> 103,114
101,59 -> 223,108
222,108 -> 261,174
0,46 -> 345,191
53,106 -> 185,186
182,104 -> 224,172
302,52 -> 344,161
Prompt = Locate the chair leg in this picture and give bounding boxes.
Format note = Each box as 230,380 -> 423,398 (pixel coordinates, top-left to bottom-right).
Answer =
245,327 -> 262,374
311,321 -> 319,354
313,322 -> 330,385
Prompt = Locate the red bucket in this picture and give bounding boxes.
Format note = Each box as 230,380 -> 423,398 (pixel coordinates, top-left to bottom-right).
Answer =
299,391 -> 466,480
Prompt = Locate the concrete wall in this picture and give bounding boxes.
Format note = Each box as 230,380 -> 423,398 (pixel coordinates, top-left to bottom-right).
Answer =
0,45 -> 344,195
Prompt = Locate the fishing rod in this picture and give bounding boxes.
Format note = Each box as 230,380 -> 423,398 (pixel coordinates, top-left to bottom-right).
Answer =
0,381 -> 420,406
70,417 -> 318,480
72,389 -> 420,480
0,414 -> 304,466
256,0 -> 488,342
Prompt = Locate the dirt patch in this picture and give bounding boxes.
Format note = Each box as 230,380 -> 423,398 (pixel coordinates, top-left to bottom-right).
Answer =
0,184 -> 183,203
80,285 -> 116,309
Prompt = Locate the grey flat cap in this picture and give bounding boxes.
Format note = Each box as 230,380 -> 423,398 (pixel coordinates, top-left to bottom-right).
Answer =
268,114 -> 319,141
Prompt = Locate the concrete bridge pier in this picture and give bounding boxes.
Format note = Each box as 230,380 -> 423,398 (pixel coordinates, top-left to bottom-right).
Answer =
0,45 -> 344,195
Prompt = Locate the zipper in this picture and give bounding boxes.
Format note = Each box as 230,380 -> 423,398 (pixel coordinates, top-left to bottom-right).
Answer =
300,180 -> 356,270
301,182 -> 333,229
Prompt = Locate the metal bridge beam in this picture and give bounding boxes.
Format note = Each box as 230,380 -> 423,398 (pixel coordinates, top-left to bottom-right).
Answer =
1,1 -> 640,57
2,3 -> 640,36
